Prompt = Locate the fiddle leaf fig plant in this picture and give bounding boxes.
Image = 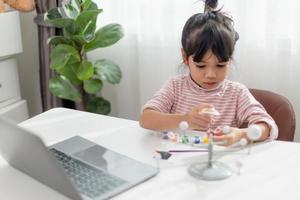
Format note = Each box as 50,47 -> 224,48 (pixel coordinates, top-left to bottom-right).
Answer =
44,0 -> 124,114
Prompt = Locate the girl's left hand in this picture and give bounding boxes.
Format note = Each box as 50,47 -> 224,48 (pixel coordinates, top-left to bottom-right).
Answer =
212,127 -> 248,146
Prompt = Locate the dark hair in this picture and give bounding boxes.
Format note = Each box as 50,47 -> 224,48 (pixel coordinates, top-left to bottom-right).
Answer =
181,0 -> 239,62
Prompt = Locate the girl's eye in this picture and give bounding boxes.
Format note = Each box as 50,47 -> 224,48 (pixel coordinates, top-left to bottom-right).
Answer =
216,64 -> 226,68
196,65 -> 206,68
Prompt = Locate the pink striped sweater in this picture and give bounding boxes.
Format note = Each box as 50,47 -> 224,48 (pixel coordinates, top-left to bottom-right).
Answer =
143,74 -> 278,140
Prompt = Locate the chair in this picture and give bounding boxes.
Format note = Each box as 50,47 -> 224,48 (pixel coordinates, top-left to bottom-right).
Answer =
249,88 -> 296,141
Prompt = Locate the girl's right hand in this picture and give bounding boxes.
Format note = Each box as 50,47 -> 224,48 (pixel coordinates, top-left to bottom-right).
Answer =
185,103 -> 214,131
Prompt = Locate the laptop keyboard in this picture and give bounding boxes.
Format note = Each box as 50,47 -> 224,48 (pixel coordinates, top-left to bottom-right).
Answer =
49,148 -> 127,199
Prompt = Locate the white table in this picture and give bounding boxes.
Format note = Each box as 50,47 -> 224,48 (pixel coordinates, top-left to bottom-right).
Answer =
1,108 -> 300,200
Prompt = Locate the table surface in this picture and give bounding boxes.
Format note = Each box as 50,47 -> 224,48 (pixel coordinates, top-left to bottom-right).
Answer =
1,108 -> 300,200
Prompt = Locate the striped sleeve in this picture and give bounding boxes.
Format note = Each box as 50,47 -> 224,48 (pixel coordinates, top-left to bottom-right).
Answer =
236,85 -> 278,140
142,77 -> 175,113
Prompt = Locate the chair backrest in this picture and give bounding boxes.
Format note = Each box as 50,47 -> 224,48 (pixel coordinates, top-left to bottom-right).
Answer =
249,88 -> 296,141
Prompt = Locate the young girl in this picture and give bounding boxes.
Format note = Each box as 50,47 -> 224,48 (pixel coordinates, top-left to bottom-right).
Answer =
139,0 -> 278,146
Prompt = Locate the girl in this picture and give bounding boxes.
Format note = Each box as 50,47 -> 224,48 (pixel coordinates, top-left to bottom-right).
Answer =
139,0 -> 278,146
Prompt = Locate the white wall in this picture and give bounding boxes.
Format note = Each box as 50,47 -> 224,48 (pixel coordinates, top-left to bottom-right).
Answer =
17,11 -> 42,117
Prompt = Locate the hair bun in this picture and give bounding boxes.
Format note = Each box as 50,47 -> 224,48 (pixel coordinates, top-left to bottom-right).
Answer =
204,0 -> 218,11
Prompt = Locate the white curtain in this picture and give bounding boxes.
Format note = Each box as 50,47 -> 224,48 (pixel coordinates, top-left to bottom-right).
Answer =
88,0 -> 300,141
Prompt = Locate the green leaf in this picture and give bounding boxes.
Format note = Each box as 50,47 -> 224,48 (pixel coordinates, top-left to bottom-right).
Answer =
62,0 -> 80,19
59,62 -> 81,85
64,21 -> 81,36
45,7 -> 74,28
87,96 -> 110,114
94,59 -> 122,84
50,44 -> 80,72
63,3 -> 79,19
45,7 -> 80,34
70,0 -> 81,10
76,9 -> 102,31
82,20 -> 96,42
47,36 -> 72,46
50,44 -> 81,85
45,7 -> 62,21
72,35 -> 87,47
83,79 -> 103,94
77,60 -> 94,80
84,23 -> 124,52
81,0 -> 98,11
49,75 -> 81,102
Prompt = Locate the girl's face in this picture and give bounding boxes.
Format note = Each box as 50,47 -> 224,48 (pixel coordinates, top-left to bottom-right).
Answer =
183,49 -> 230,89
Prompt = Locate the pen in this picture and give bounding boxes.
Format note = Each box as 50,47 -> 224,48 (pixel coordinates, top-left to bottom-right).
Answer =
156,149 -> 208,154
168,149 -> 208,153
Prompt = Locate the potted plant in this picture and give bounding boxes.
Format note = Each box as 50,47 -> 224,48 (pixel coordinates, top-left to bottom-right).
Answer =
44,0 -> 123,114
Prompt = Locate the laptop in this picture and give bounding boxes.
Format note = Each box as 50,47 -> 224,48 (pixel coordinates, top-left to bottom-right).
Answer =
0,118 -> 158,200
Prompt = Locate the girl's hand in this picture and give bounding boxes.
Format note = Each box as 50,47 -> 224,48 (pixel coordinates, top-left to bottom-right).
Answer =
213,127 -> 248,146
185,103 -> 215,131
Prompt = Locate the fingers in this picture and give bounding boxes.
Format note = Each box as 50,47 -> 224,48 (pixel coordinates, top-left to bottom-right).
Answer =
195,107 -> 214,122
186,103 -> 217,130
213,134 -> 235,146
189,120 -> 210,131
192,113 -> 212,123
186,106 -> 213,130
188,113 -> 210,129
197,105 -> 213,115
212,127 -> 246,146
213,126 -> 235,146
197,104 -> 219,120
190,115 -> 213,130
